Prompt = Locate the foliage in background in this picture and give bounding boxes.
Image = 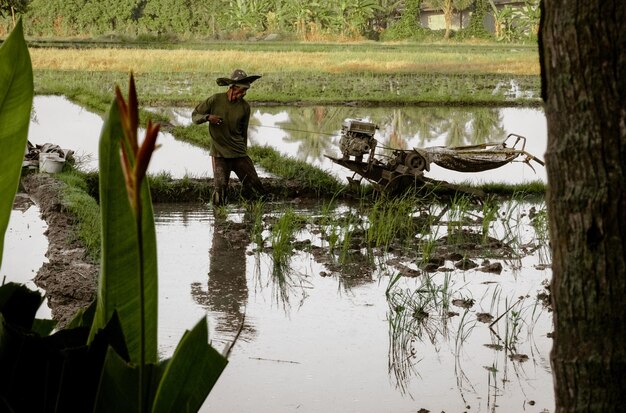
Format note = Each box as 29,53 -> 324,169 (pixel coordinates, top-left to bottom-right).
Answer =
424,0 -> 473,39
461,0 -> 491,39
381,0 -> 424,41
0,0 -> 28,26
0,0 -> 540,42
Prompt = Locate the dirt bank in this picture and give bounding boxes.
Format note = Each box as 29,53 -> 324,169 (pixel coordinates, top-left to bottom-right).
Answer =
21,173 -> 97,328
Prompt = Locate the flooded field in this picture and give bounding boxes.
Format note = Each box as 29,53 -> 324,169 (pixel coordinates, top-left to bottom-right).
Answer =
1,96 -> 554,412
154,201 -> 553,413
29,96 -> 547,184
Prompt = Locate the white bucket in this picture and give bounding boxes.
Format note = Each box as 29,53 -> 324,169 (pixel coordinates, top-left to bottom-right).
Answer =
39,153 -> 65,173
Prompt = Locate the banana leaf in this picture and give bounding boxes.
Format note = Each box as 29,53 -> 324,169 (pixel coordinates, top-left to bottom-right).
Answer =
0,283 -> 129,412
94,317 -> 227,413
0,19 -> 33,268
151,318 -> 227,412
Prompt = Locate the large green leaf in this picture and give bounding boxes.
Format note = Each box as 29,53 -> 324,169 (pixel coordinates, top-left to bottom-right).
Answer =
89,97 -> 158,364
151,318 -> 227,413
0,19 -> 33,268
0,293 -> 131,412
94,347 -> 169,413
0,282 -> 42,329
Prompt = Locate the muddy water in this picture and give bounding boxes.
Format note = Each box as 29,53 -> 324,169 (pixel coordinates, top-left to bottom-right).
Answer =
16,97 -> 554,412
3,197 -> 554,411
1,199 -> 51,319
154,202 -> 554,413
28,96 -> 211,178
30,96 -> 547,184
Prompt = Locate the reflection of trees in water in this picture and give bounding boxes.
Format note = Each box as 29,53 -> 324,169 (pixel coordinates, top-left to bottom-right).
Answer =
421,107 -> 506,148
374,109 -> 408,150
276,106 -> 359,162
190,224 -> 255,348
367,107 -> 506,150
251,106 -> 506,163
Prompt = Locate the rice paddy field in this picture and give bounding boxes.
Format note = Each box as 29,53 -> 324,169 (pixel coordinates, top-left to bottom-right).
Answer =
5,40 -> 556,412
29,41 -> 541,107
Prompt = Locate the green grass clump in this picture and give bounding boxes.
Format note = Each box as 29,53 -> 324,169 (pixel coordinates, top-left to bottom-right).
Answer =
365,192 -> 426,251
478,180 -> 545,198
55,170 -> 101,259
170,124 -> 209,149
248,146 -> 344,195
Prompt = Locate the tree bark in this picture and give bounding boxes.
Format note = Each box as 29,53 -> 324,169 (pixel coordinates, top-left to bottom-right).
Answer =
540,0 -> 626,411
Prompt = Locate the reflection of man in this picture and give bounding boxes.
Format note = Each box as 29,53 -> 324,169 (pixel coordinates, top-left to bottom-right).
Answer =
191,222 -> 253,347
191,69 -> 264,206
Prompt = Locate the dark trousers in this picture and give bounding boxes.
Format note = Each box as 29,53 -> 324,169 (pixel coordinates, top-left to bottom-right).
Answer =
211,156 -> 264,206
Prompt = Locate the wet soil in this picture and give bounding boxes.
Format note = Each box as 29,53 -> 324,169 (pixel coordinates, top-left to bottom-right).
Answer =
21,174 -> 98,328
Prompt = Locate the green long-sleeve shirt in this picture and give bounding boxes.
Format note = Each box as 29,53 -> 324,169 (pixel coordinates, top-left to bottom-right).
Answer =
191,92 -> 251,158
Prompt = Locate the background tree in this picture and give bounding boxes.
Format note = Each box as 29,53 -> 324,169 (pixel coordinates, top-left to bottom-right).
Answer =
370,0 -> 403,35
515,0 -> 540,41
26,0 -> 84,36
0,0 -> 28,26
334,0 -> 380,38
78,0 -> 138,36
425,0 -> 472,39
539,0 -> 626,411
140,0 -> 194,37
463,0 -> 490,38
186,0 -> 226,39
381,0 -> 423,40
488,0 -> 517,41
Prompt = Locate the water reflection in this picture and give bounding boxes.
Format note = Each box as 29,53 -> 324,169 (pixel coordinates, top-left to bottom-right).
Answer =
29,96 -> 211,178
190,221 -> 255,345
150,201 -> 553,412
274,106 -> 355,163
34,96 -> 546,185
151,104 -> 546,184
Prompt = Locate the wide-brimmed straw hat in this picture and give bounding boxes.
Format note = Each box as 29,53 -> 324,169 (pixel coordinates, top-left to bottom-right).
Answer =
216,69 -> 262,88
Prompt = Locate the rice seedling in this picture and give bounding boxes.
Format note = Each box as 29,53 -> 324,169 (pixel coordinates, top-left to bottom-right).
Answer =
365,192 -> 423,251
454,309 -> 477,358
262,208 -> 314,308
497,195 -> 525,249
212,203 -> 229,220
481,201 -> 499,244
242,198 -> 265,246
415,204 -> 446,264
504,305 -> 524,351
269,208 -> 299,261
487,293 -> 540,354
386,274 -> 444,394
528,204 -> 552,264
446,194 -> 474,245
338,211 -> 357,265
386,267 -> 463,370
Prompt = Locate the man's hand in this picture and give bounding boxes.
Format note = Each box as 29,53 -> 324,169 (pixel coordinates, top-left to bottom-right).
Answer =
207,114 -> 223,125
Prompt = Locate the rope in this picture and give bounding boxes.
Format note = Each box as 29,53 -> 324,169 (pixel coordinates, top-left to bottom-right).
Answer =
249,123 -> 339,137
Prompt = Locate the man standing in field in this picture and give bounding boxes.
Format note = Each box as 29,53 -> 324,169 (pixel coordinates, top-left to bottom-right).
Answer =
192,69 -> 264,206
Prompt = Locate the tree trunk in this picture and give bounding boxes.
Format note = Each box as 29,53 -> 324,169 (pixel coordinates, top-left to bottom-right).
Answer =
443,2 -> 453,38
540,0 -> 626,411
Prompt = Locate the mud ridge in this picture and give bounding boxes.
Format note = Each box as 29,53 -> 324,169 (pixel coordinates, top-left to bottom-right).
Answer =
21,174 -> 97,328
